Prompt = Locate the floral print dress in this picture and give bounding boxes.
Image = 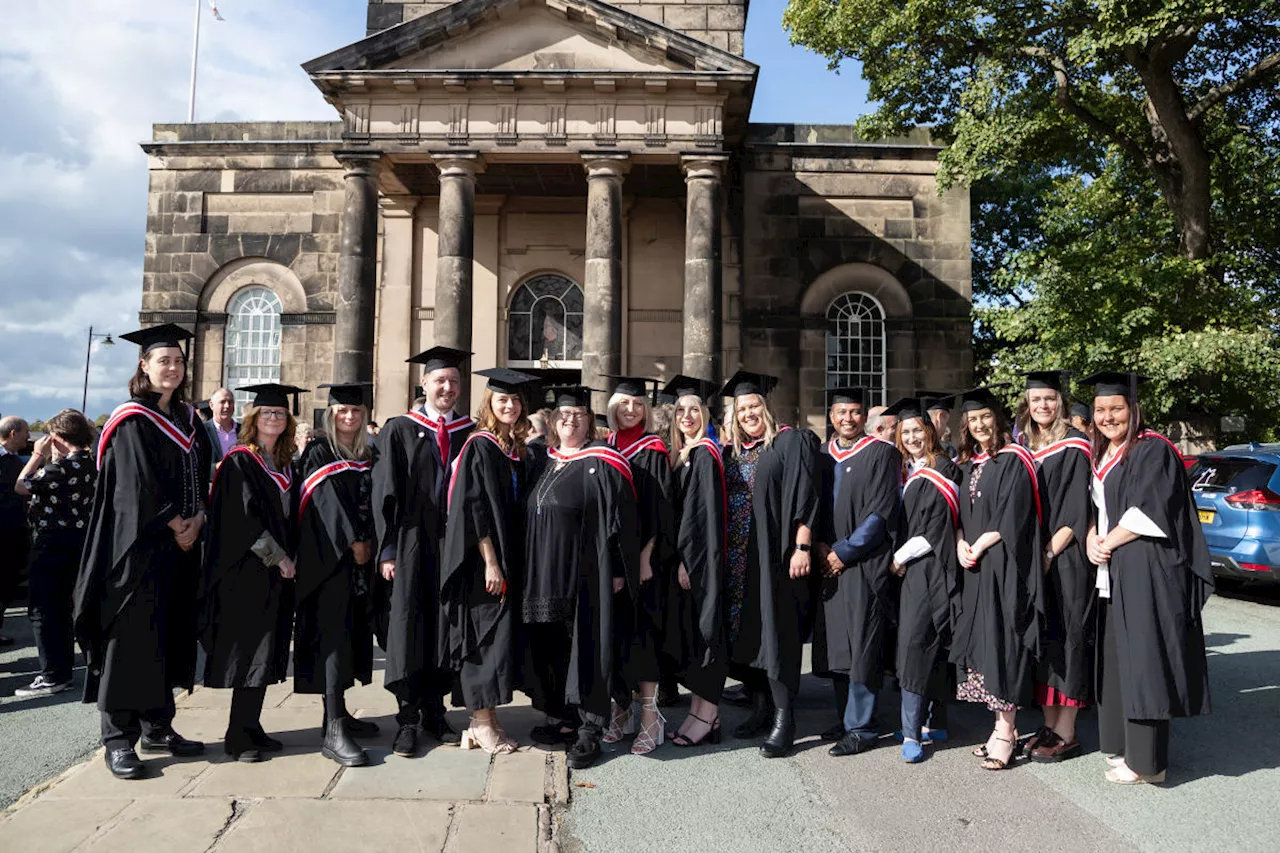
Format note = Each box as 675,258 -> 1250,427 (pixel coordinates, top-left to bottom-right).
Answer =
724,443 -> 761,646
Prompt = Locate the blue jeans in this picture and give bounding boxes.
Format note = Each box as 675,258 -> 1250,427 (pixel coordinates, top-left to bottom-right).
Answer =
843,681 -> 879,737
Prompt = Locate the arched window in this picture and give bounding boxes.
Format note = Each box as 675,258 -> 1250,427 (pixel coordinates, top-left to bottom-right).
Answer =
223,285 -> 282,414
826,292 -> 886,405
507,274 -> 584,367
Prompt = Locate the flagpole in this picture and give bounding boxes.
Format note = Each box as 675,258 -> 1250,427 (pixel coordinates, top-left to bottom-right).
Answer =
188,0 -> 202,122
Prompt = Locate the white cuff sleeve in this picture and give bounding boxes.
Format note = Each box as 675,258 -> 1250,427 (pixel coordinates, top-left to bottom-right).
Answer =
1119,507 -> 1167,539
893,536 -> 933,565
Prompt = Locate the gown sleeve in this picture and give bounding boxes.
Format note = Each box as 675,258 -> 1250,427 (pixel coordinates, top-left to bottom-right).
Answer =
372,422 -> 407,562
1048,443 -> 1092,543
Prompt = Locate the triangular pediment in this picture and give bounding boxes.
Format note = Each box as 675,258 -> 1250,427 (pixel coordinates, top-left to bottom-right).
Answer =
303,0 -> 757,76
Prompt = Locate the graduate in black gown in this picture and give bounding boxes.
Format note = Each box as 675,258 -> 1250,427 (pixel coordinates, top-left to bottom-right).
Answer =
813,388 -> 903,759
720,371 -> 821,759
440,367 -> 540,755
601,375 -> 675,756
1083,371 -> 1211,785
74,324 -> 210,779
373,346 -> 474,757
294,383 -> 378,768
522,386 -> 639,770
887,397 -> 963,763
950,387 -> 1044,771
201,383 -> 303,762
661,376 -> 727,748
1016,371 -> 1095,763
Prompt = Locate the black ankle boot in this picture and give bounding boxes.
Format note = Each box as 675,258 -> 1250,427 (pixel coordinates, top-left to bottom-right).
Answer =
733,690 -> 774,739
322,716 -> 369,767
760,708 -> 795,758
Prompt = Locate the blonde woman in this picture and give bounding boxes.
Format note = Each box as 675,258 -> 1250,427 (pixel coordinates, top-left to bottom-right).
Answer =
721,371 -> 820,758
295,383 -> 378,767
201,383 -> 304,763
1017,371 -> 1094,763
441,368 -> 540,755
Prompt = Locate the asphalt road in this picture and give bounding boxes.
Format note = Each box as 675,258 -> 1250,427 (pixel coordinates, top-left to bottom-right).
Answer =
561,588 -> 1280,853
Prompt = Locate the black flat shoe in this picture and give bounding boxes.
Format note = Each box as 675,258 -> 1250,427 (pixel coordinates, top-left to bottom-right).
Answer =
530,723 -> 579,746
820,722 -> 846,742
223,738 -> 263,763
139,729 -> 206,757
250,728 -> 284,752
829,732 -> 872,757
760,709 -> 795,759
732,692 -> 774,740
720,684 -> 751,708
566,735 -> 601,770
105,748 -> 145,779
392,724 -> 419,757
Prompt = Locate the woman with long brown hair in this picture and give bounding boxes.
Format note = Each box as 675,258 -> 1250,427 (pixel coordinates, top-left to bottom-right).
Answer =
950,387 -> 1043,771
201,384 -> 304,762
441,368 -> 540,754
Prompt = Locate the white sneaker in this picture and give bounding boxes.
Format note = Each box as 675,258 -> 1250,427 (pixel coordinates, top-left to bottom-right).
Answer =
14,676 -> 72,697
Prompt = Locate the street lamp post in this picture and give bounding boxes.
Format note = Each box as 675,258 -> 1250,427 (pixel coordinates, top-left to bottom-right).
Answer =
82,326 -> 115,412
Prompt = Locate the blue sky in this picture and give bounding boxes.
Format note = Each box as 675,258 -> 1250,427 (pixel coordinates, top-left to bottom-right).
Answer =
0,0 -> 868,421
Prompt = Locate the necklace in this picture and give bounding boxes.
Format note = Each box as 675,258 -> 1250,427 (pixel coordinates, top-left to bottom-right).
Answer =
535,446 -> 581,514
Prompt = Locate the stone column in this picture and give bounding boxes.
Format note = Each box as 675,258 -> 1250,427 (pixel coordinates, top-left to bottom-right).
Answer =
582,154 -> 630,407
432,154 -> 481,353
682,156 -> 726,383
373,196 -> 418,422
333,151 -> 381,384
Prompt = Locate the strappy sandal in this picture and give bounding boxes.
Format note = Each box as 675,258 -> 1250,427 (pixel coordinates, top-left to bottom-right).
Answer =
972,731 -> 997,758
631,696 -> 666,756
460,715 -> 517,755
1024,725 -> 1053,753
980,736 -> 1017,770
670,713 -> 721,748
602,699 -> 637,744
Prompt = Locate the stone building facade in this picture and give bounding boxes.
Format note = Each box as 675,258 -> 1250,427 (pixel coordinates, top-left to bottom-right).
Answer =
140,0 -> 971,428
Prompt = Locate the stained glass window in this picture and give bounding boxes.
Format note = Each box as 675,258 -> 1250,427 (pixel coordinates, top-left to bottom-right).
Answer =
507,274 -> 584,366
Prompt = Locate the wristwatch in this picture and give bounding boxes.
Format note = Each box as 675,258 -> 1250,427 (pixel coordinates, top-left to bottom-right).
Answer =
794,543 -> 811,552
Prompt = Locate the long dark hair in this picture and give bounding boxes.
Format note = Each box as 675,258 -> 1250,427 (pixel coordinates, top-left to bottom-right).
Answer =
1091,397 -> 1146,467
128,350 -> 189,409
957,406 -> 1014,463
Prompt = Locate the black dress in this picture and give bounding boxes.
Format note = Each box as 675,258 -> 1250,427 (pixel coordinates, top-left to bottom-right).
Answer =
293,437 -> 375,697
663,439 -> 728,702
200,447 -> 294,689
521,442 -> 639,722
440,431 -> 526,710
74,396 -> 210,714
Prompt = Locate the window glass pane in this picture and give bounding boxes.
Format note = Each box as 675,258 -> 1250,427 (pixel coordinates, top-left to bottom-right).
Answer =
509,314 -> 531,361
223,286 -> 283,417
825,292 -> 885,405
507,274 -> 584,365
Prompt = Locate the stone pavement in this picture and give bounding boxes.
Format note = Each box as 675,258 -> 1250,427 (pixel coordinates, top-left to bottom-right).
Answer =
0,671 -> 568,853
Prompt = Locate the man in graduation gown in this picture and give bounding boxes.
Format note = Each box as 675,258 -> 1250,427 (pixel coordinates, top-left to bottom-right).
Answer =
813,388 -> 904,756
373,346 -> 474,756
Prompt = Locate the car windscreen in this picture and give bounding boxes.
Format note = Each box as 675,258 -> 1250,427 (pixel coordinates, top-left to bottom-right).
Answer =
1189,456 -> 1277,493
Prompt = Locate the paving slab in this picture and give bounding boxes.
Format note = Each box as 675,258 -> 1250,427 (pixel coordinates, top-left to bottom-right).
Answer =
174,687 -> 234,710
0,797 -> 132,853
343,681 -> 399,716
487,750 -> 548,803
43,752 -> 213,800
215,798 -> 451,853
90,797 -> 234,853
452,802 -> 538,853
187,749 -> 340,799
328,742 -> 490,801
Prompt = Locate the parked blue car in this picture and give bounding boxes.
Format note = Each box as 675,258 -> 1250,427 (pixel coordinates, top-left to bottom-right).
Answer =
1188,444 -> 1280,585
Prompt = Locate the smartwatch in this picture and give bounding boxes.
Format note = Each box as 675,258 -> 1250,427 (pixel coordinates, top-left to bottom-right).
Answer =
794,543 -> 811,553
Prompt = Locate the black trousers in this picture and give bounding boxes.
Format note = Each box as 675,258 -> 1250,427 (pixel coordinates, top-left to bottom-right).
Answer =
0,527 -> 30,633
1098,600 -> 1170,777
227,686 -> 268,740
392,672 -> 448,727
28,530 -> 82,682
100,692 -> 176,750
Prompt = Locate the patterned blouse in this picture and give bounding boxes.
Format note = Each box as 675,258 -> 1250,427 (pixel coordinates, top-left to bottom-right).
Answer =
724,443 -> 762,645
24,450 -> 97,535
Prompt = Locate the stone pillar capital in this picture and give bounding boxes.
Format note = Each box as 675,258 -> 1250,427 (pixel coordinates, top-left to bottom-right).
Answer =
334,149 -> 383,177
681,155 -> 728,183
431,152 -> 484,180
582,153 -> 631,181
379,195 -> 420,218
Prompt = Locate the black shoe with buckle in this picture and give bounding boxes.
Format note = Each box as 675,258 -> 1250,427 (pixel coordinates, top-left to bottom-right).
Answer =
105,748 -> 145,779
140,729 -> 206,757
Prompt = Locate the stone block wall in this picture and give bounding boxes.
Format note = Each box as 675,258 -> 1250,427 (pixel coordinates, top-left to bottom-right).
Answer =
141,122 -> 347,417
367,0 -> 749,54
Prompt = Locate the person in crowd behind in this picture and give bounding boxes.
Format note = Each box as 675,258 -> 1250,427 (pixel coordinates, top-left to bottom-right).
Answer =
201,384 -> 303,762
950,387 -> 1043,771
522,387 -> 639,769
1070,401 -> 1094,440
294,383 -> 379,768
374,347 -> 474,757
527,410 -> 548,447
442,368 -> 539,754
661,376 -> 727,747
1017,371 -> 1095,762
866,406 -> 899,442
1083,371 -> 1211,785
0,416 -> 31,647
74,324 -> 211,780
601,376 -> 675,756
920,392 -> 958,458
13,410 -> 96,696
721,371 -> 820,759
204,388 -> 238,468
887,397 -> 963,763
294,422 -> 314,458
814,389 -> 902,760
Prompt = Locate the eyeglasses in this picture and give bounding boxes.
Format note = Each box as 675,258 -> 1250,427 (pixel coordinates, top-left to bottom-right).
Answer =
557,410 -> 588,422
258,410 -> 289,421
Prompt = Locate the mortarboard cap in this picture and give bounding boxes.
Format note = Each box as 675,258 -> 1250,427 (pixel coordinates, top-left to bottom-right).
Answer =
721,370 -> 778,399
1080,370 -> 1146,400
476,367 -> 540,395
120,323 -> 194,355
827,387 -> 867,407
406,346 -> 472,372
884,396 -> 927,422
1069,401 -> 1093,423
604,375 -> 657,399
1023,370 -> 1074,393
238,383 -> 307,415
594,413 -> 609,430
917,391 -> 954,412
661,375 -> 718,405
549,385 -> 593,409
956,386 -> 1005,414
317,382 -> 371,407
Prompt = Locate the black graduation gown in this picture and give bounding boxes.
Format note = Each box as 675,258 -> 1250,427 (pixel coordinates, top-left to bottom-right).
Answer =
950,445 -> 1044,707
440,431 -> 525,710
293,437 -> 375,695
73,396 -> 211,712
608,431 -> 676,688
371,411 -> 474,695
895,457 -> 963,699
1033,429 -> 1095,702
200,448 -> 294,689
521,442 -> 639,717
813,436 -> 903,687
726,428 -> 821,693
1097,433 -> 1212,720
662,440 -> 728,697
